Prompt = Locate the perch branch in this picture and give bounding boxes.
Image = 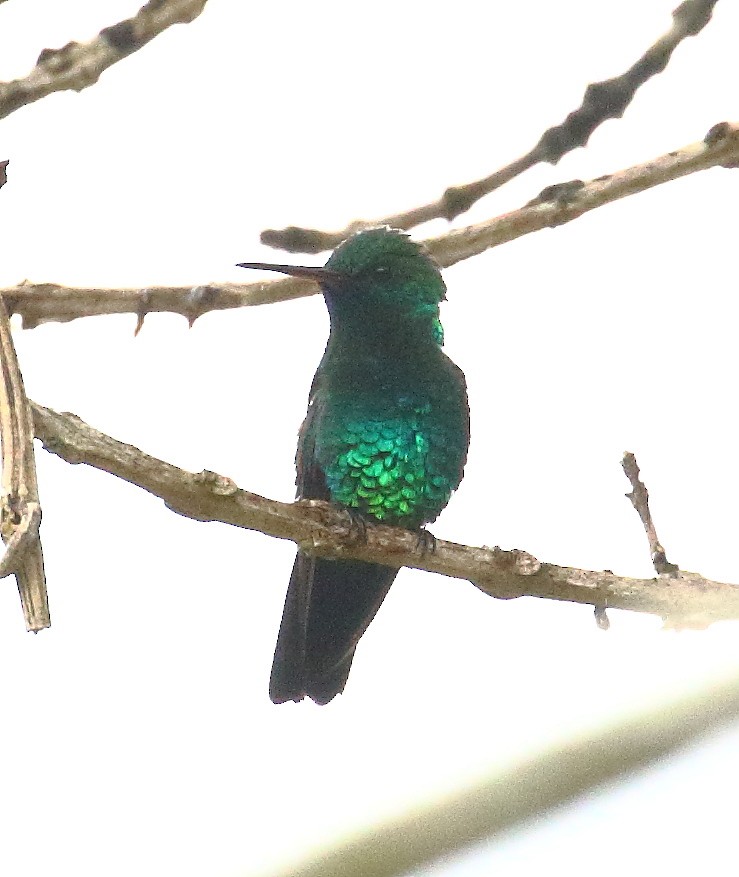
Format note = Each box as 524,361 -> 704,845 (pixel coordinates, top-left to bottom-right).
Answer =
3,121 -> 738,330
260,669 -> 739,877
30,401 -> 739,629
0,0 -> 209,121
0,300 -> 48,630
261,0 -> 720,253
622,451 -> 679,576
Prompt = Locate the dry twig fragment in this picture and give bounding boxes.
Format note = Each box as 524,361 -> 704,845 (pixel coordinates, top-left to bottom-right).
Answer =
0,297 -> 49,630
622,452 -> 679,576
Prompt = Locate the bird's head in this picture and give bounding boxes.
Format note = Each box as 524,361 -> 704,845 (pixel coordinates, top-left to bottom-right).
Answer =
238,228 -> 446,344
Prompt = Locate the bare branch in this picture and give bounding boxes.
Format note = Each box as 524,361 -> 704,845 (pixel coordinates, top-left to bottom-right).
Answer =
30,402 -> 739,628
0,0 -> 209,122
262,670 -> 739,877
622,452 -> 679,576
261,0 -> 721,253
1,281 -> 269,331
426,120 -> 739,269
0,300 -> 48,630
4,122 -> 739,329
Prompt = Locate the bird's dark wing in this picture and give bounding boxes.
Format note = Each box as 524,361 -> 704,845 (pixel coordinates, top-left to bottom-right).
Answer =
294,392 -> 329,502
269,390 -> 324,703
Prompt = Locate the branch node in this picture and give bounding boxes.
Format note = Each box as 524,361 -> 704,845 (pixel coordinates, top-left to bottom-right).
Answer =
440,185 -> 481,221
194,469 -> 239,497
528,179 -> 585,207
704,120 -> 732,145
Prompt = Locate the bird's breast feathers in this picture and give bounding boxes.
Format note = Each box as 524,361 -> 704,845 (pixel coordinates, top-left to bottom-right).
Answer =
314,394 -> 467,528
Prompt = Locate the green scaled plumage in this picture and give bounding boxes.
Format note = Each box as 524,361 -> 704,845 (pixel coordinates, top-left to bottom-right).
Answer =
238,227 -> 469,704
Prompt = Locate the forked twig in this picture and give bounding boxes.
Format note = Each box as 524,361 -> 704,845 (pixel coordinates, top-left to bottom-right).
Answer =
261,0 -> 721,253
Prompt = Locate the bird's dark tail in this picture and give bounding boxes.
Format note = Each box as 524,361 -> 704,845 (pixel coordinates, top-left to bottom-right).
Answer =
269,552 -> 398,704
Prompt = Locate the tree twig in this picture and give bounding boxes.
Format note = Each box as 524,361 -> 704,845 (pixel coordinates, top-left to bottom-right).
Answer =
622,452 -> 679,576
0,0 -> 209,122
0,300 -> 49,630
3,121 -> 738,329
30,401 -> 739,629
259,669 -> 739,877
261,0 -> 721,253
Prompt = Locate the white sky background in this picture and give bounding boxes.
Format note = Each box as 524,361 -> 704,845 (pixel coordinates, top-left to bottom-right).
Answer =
0,2 -> 738,875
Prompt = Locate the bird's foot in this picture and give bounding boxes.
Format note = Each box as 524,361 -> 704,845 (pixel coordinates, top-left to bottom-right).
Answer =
415,528 -> 437,556
337,507 -> 368,544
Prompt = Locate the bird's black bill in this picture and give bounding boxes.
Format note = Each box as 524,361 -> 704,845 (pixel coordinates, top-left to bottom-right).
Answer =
237,262 -> 343,284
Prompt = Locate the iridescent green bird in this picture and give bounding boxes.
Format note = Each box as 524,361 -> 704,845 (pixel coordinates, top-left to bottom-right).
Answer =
239,228 -> 469,704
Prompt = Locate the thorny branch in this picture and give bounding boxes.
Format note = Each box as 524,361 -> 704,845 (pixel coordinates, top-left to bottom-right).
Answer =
0,0 -> 209,122
622,451 -> 679,576
3,120 -> 739,330
31,402 -> 739,630
261,0 -> 721,254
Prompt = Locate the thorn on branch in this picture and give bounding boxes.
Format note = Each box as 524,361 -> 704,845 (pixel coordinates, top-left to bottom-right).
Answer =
134,289 -> 153,336
622,451 -> 679,577
185,285 -> 218,327
594,604 -> 611,631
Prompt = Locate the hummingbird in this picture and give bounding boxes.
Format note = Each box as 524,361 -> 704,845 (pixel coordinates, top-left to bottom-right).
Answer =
238,228 -> 469,704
